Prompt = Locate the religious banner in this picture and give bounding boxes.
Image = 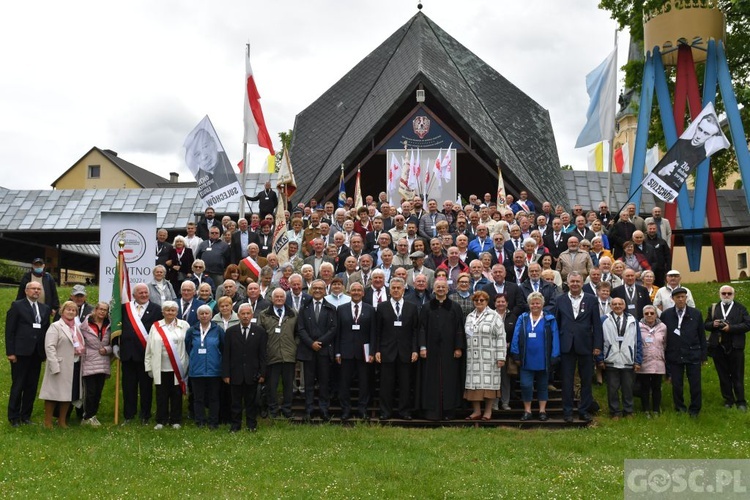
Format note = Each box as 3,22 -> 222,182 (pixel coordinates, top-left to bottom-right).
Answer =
184,115 -> 243,208
642,102 -> 730,202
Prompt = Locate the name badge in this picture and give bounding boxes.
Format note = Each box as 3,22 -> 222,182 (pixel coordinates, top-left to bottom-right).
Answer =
628,304 -> 636,310
33,323 -> 42,329
205,247 -> 212,251
616,336 -> 624,342
198,348 -> 207,355
352,324 -> 361,331
275,327 -> 281,334
430,225 -> 436,230
251,318 -> 257,323
674,328 -> 680,336
447,279 -> 453,285
262,246 -> 269,250
645,337 -> 654,343
528,331 -> 537,339
394,321 -> 402,327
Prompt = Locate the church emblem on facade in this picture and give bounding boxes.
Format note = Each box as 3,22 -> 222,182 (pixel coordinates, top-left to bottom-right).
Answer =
413,116 -> 431,139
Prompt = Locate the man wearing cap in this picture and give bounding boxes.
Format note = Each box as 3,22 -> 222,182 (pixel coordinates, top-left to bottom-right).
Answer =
653,270 -> 695,314
64,285 -> 94,323
17,258 -> 59,319
704,286 -> 750,411
406,251 -> 435,290
662,287 -> 705,416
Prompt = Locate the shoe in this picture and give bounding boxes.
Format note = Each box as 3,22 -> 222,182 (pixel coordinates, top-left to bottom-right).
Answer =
321,412 -> 331,422
465,414 -> 482,421
538,413 -> 549,421
120,419 -> 132,426
738,405 -> 748,412
10,420 -> 21,428
379,413 -> 391,421
689,412 -> 699,419
172,424 -> 181,429
82,418 -> 91,426
547,384 -> 558,391
724,403 -> 734,408
563,415 -> 574,423
153,424 -> 164,430
141,418 -> 150,425
260,410 -> 269,419
268,412 -> 279,419
491,402 -> 499,411
358,411 -> 369,421
579,413 -> 593,422
304,413 -> 313,422
247,426 -> 257,432
501,404 -> 511,411
400,413 -> 412,420
611,415 -> 620,421
89,416 -> 101,427
519,412 -> 532,421
340,411 -> 351,421
21,419 -> 32,425
282,411 -> 293,419
481,415 -> 491,421
229,426 -> 240,433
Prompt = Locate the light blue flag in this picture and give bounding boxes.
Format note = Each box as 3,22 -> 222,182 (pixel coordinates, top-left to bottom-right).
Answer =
575,49 -> 618,148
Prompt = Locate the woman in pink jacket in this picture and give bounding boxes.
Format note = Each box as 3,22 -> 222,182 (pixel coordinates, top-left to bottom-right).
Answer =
79,302 -> 113,426
638,305 -> 667,416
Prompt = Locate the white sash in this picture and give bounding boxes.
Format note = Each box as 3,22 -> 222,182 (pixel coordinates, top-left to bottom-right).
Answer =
153,322 -> 187,394
125,302 -> 149,349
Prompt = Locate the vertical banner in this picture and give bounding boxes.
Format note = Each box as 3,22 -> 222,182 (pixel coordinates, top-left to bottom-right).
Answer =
184,115 -> 243,208
99,211 -> 157,303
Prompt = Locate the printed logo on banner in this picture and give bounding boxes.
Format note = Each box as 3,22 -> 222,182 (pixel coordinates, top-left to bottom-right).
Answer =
413,116 -> 431,139
109,229 -> 147,263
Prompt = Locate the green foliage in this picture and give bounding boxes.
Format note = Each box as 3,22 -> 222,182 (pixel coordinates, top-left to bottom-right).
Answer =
599,0 -> 750,187
1,283 -> 749,497
560,164 -> 574,170
274,129 -> 294,172
0,261 -> 26,284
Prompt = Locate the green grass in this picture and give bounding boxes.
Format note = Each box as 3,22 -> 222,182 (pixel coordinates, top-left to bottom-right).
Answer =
1,282 -> 750,498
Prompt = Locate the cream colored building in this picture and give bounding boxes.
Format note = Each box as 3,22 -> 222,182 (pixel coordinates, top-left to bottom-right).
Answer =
51,147 -> 170,189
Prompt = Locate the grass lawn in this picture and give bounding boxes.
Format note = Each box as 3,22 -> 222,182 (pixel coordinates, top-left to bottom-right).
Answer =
1,282 -> 749,498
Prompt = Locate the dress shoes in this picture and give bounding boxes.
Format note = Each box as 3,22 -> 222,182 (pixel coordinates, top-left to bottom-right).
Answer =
282,411 -> 293,419
340,411 -> 351,421
519,412 -> 532,421
21,419 -> 33,425
379,413 -> 391,421
501,404 -> 512,411
738,404 -> 748,412
10,420 -> 21,428
304,413 -> 313,422
400,412 -> 412,420
321,411 -> 331,422
538,413 -> 549,422
563,415 -> 574,423
229,426 -> 240,433
579,412 -> 593,422
358,411 -> 370,421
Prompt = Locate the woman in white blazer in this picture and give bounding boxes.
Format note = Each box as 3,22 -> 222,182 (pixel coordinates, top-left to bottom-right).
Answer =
144,300 -> 190,430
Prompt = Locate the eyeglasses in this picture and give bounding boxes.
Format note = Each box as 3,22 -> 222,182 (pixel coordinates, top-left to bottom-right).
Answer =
643,312 -> 656,316
721,292 -> 734,296
473,298 -> 487,303
193,265 -> 204,269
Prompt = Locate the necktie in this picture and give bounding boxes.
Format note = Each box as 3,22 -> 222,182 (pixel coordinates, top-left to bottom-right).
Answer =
377,291 -> 383,303
136,304 -> 143,317
533,281 -> 539,292
315,301 -> 321,320
183,301 -> 190,320
243,326 -> 248,340
354,303 -> 359,323
555,233 -> 560,244
294,296 -> 300,311
628,287 -> 634,301
655,219 -> 663,239
615,315 -> 621,332
395,301 -> 400,318
277,308 -> 283,318
33,302 -> 41,323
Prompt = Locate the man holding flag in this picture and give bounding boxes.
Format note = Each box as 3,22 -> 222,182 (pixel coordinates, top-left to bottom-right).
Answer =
272,146 -> 297,264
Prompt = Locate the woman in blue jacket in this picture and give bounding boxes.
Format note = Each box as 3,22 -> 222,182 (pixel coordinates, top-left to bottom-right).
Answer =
185,305 -> 225,429
510,292 -> 560,421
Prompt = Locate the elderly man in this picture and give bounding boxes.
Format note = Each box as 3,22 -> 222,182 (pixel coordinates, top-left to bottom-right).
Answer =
349,254 -> 374,288
556,272 -> 603,423
231,218 -> 260,264
223,303 -> 267,432
17,257 -> 59,319
468,224 -> 493,255
155,228 -> 173,267
245,180 -> 278,219
662,287 -> 705,417
406,251 -> 435,290
296,280 -> 337,421
6,282 -> 51,426
556,236 -> 593,284
436,247 -> 469,293
418,199 -> 448,240
598,257 -> 622,288
259,288 -> 299,419
653,269 -> 695,314
643,222 -> 671,286
364,269 -> 390,308
542,218 -> 569,260
68,284 -> 94,323
304,238 -> 335,279
645,206 -> 672,247
196,226 -> 230,286
117,283 -> 163,424
611,269 -> 652,321
177,281 -> 204,327
704,286 -> 750,411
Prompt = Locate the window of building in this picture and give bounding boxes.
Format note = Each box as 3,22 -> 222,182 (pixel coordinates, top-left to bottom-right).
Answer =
738,252 -> 748,270
88,165 -> 101,179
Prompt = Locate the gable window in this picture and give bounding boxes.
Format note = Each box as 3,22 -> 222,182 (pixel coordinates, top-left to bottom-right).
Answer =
88,165 -> 101,179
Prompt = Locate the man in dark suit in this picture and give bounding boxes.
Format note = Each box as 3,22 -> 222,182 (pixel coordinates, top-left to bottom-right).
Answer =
234,282 -> 270,318
16,257 -> 59,319
231,218 -> 261,264
663,287 -> 706,416
115,283 -> 163,424
222,303 -> 267,432
555,271 -> 603,423
155,229 -> 173,268
542,218 -> 569,261
335,282 -> 377,420
375,277 -> 418,420
304,238 -> 335,278
195,207 -> 219,240
177,281 -> 205,327
245,180 -> 278,219
6,282 -> 50,426
704,285 -> 750,411
296,279 -> 337,420
488,233 -> 510,267
483,264 -> 526,317
504,250 -> 529,284
611,269 -> 652,321
520,263 -> 557,312
285,274 -> 311,313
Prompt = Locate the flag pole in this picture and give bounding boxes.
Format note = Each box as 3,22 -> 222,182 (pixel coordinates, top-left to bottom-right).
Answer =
605,30 -> 618,212
240,142 -> 248,219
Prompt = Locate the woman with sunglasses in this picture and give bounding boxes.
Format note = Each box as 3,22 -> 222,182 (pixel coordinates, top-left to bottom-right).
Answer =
638,305 -> 667,416
463,290 -> 505,420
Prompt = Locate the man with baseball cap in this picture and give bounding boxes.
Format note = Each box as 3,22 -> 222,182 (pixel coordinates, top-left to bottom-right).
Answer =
653,269 -> 695,315
16,257 -> 59,319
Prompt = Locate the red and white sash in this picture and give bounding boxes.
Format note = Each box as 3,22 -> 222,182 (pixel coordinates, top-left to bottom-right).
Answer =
153,322 -> 187,394
124,302 -> 149,349
242,256 -> 261,281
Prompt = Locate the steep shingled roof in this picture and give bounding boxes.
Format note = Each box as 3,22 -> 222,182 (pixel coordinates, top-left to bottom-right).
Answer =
290,11 -> 565,205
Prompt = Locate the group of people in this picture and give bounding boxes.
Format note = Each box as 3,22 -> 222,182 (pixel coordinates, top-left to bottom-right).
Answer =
5,189 -> 749,430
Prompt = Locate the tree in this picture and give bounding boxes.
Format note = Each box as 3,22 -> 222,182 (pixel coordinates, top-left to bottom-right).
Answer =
599,0 -> 750,187
274,129 -> 293,172
560,164 -> 574,170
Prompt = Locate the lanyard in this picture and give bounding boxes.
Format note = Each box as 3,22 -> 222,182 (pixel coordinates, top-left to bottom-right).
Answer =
720,302 -> 734,320
677,309 -> 686,329
200,325 -> 210,345
529,313 -> 543,331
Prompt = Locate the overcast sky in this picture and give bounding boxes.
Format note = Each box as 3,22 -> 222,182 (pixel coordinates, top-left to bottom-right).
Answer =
0,0 -> 629,190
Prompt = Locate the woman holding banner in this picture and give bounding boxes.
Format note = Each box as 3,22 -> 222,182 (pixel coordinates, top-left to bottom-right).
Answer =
144,301 -> 189,430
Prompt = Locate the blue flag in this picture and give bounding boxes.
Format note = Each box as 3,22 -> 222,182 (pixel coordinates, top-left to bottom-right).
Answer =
575,49 -> 617,149
338,168 -> 346,207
